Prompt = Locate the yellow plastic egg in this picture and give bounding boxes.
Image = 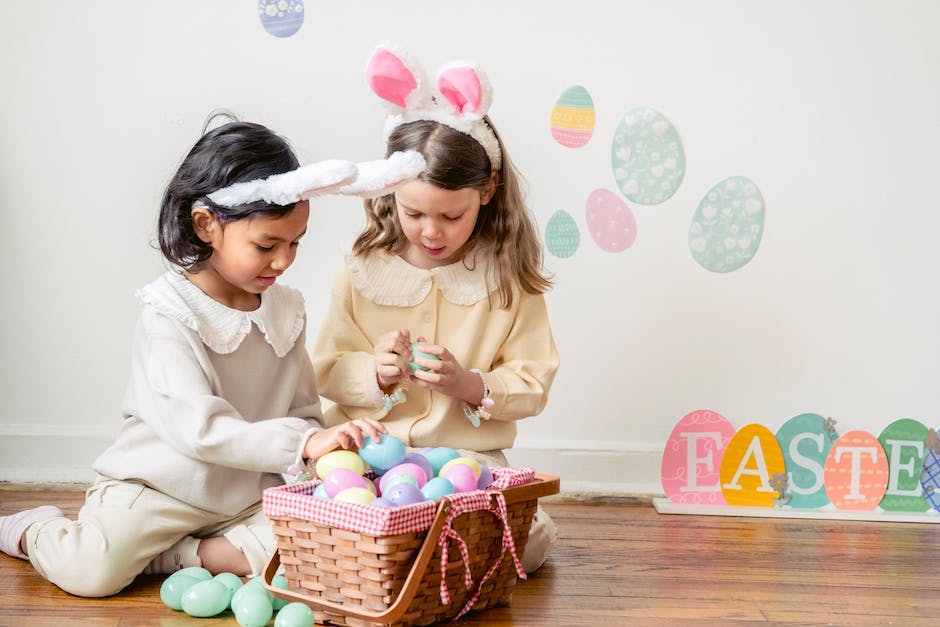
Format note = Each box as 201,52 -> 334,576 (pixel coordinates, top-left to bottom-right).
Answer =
333,487 -> 377,505
315,450 -> 365,480
439,457 -> 481,480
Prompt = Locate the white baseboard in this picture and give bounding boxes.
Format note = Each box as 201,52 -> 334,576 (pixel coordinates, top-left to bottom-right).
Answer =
0,430 -> 666,497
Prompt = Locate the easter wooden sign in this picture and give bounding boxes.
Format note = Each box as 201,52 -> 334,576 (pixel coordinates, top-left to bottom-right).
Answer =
654,409 -> 940,522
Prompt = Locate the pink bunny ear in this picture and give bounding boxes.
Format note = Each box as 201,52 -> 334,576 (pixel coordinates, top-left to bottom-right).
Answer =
366,45 -> 418,110
438,65 -> 487,114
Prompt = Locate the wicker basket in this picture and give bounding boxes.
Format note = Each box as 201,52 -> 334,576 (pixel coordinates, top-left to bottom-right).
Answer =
262,472 -> 559,627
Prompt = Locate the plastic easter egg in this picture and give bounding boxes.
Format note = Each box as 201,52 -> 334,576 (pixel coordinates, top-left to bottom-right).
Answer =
379,462 -> 428,494
384,483 -> 427,506
258,0 -> 305,38
315,450 -> 365,480
370,496 -> 395,507
441,463 -> 479,493
477,465 -> 494,489
231,578 -> 271,611
160,573 -> 199,611
213,572 -> 244,606
380,472 -> 419,494
661,409 -> 736,505
275,601 -> 315,627
270,574 -> 289,610
422,447 -> 460,477
440,457 -> 481,479
402,452 -> 434,482
176,565 -> 212,581
358,434 -> 407,475
323,468 -> 370,498
333,486 -> 377,505
719,423 -> 787,507
824,430 -> 889,510
545,210 -> 580,259
921,448 -> 940,511
878,418 -> 930,512
181,579 -> 230,618
585,188 -> 637,253
313,483 -> 330,499
689,175 -> 765,273
775,412 -> 837,508
408,342 -> 439,373
233,589 -> 274,627
421,476 -> 456,500
550,84 -> 595,148
611,106 -> 685,205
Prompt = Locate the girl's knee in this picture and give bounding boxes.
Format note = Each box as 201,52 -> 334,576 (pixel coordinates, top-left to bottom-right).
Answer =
47,562 -> 135,597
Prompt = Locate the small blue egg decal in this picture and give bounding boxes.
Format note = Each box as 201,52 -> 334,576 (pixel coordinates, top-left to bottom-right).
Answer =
258,1 -> 305,38
545,210 -> 580,258
689,176 -> 765,273
611,106 -> 685,205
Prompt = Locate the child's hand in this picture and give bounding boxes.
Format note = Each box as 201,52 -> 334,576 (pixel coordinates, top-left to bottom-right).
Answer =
303,418 -> 386,461
409,338 -> 485,405
373,329 -> 413,389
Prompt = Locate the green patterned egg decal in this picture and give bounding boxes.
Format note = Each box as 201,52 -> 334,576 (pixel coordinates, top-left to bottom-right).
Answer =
689,176 -> 765,273
878,418 -> 930,512
611,106 -> 685,205
544,210 -> 580,258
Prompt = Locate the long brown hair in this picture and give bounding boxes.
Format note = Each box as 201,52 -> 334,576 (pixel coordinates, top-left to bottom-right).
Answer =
354,119 -> 552,308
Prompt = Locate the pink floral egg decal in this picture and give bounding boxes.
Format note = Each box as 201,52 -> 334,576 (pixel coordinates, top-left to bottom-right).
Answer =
585,188 -> 637,253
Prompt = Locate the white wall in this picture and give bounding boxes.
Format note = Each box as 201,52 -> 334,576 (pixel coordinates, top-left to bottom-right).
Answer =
2,1 -> 938,495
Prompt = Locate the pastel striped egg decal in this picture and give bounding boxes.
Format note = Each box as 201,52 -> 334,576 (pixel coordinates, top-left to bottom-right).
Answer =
258,0 -> 305,38
878,418 -> 929,512
550,85 -> 595,148
824,430 -> 888,511
544,210 -> 580,259
585,189 -> 636,253
689,176 -> 765,273
611,106 -> 685,205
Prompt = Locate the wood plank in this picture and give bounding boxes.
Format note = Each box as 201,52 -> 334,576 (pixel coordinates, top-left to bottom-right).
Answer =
2,486 -> 939,625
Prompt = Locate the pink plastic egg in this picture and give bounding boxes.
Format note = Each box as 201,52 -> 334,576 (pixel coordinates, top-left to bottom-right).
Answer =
441,463 -> 478,493
324,468 -> 370,498
402,453 -> 434,482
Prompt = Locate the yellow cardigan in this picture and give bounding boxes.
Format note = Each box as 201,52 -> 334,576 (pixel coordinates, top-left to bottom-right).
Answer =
312,252 -> 559,451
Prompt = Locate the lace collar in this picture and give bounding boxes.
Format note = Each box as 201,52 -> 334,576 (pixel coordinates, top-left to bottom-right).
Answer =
346,252 -> 496,307
136,271 -> 306,357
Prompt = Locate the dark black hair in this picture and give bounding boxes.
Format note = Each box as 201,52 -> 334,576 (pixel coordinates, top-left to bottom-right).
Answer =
158,117 -> 300,269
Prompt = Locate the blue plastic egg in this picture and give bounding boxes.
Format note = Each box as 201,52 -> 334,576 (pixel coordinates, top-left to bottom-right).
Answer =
270,574 -> 290,610
421,476 -> 455,500
233,590 -> 274,627
160,573 -> 199,611
358,434 -> 407,474
213,572 -> 244,606
421,447 -> 460,477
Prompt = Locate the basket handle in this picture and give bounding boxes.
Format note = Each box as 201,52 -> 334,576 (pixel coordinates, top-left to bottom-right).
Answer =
263,497 -> 452,624
261,472 -> 560,623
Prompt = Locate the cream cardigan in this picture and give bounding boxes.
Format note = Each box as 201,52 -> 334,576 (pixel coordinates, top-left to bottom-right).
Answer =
313,253 -> 559,451
92,271 -> 323,516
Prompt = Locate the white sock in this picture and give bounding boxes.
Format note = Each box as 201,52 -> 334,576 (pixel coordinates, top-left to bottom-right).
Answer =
0,505 -> 64,560
142,535 -> 202,574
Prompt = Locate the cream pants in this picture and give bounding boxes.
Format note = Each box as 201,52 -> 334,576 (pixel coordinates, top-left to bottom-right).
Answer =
24,477 -> 274,598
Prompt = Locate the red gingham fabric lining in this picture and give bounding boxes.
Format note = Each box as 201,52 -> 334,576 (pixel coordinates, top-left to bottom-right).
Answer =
262,466 -> 536,536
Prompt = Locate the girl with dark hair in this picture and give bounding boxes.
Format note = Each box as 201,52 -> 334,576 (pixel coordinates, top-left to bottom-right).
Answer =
0,116 -> 386,596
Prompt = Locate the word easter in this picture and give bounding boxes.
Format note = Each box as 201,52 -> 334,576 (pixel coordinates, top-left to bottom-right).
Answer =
661,410 -> 940,512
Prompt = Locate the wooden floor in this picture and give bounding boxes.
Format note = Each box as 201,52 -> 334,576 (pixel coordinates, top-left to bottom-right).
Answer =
2,485 -> 939,626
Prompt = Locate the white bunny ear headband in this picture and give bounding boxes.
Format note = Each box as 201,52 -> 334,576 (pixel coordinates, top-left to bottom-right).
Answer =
205,151 -> 427,208
366,41 -> 502,172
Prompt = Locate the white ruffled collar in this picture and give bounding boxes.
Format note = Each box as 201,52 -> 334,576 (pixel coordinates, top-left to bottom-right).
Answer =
136,271 -> 306,357
347,251 -> 496,306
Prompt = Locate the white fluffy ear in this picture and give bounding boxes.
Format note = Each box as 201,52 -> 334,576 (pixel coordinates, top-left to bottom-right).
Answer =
208,160 -> 359,207
334,150 -> 426,198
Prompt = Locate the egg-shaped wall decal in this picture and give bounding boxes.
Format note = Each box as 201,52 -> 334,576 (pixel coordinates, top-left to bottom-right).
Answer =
549,85 -> 595,148
544,210 -> 580,259
689,176 -> 765,273
720,423 -> 786,507
585,188 -> 637,253
775,413 -> 837,509
824,430 -> 888,511
922,446 -> 940,511
258,0 -> 305,38
611,106 -> 685,205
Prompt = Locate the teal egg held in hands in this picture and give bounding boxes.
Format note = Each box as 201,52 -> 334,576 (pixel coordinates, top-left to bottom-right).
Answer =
408,342 -> 439,373
357,434 -> 406,475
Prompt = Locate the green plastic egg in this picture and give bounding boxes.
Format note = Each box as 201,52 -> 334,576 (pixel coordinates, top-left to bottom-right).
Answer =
275,602 -> 315,627
180,579 -> 230,617
270,574 -> 290,610
233,590 -> 274,627
231,579 -> 271,609
159,573 -> 199,611
175,565 -> 212,581
213,572 -> 244,606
